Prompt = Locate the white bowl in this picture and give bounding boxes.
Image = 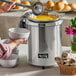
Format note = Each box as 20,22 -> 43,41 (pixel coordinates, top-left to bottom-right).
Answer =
0,54 -> 18,68
8,28 -> 30,40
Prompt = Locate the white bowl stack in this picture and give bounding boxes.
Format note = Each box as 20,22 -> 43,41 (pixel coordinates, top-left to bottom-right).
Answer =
0,28 -> 30,68
0,39 -> 19,68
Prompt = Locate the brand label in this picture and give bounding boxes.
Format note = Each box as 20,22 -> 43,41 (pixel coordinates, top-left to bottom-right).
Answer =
38,53 -> 48,58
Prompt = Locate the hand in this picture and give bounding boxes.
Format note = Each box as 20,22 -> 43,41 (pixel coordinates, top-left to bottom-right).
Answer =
0,42 -> 12,59
0,2 -> 16,13
9,38 -> 27,46
0,38 -> 27,59
8,38 -> 27,50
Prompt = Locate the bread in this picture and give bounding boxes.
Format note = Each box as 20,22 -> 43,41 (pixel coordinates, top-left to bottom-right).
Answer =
54,1 -> 58,4
11,0 -> 21,3
14,5 -> 23,9
63,4 -> 71,10
44,0 -> 54,8
55,57 -> 61,64
53,2 -> 64,11
0,2 -> 5,6
59,0 -> 68,4
11,0 -> 22,9
21,1 -> 31,5
69,3 -> 76,10
61,52 -> 68,58
54,0 -> 68,5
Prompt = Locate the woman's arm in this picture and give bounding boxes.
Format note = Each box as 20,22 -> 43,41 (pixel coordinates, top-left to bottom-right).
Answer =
0,38 -> 27,59
8,38 -> 27,50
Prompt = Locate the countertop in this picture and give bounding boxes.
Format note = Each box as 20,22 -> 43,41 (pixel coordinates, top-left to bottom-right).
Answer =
0,44 -> 73,76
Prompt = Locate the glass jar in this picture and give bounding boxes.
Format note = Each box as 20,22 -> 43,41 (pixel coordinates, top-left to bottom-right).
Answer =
71,35 -> 76,53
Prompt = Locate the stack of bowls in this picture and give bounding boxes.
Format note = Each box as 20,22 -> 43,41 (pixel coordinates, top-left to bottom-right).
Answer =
0,28 -> 30,68
0,39 -> 19,68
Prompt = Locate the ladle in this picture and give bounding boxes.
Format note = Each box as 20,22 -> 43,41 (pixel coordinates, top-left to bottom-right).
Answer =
0,0 -> 43,15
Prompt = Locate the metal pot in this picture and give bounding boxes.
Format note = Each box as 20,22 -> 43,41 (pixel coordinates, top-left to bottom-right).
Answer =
19,11 -> 63,67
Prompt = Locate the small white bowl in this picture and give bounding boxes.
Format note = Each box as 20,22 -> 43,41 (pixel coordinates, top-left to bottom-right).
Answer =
0,54 -> 18,68
8,28 -> 30,40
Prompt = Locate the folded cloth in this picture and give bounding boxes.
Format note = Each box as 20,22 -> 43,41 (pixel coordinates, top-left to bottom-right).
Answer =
0,41 -> 12,59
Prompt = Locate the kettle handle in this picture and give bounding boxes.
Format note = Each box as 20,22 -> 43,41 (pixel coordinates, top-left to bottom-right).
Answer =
19,12 -> 32,28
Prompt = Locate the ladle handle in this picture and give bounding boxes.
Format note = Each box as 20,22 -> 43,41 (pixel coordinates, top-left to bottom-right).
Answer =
0,0 -> 31,8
